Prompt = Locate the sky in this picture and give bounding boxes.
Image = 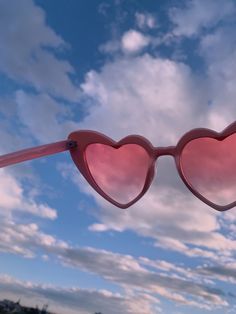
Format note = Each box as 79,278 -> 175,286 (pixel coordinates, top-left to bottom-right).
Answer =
1,0 -> 236,313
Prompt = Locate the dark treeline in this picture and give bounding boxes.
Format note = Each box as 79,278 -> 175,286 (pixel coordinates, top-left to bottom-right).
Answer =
0,299 -> 102,314
0,299 -> 52,314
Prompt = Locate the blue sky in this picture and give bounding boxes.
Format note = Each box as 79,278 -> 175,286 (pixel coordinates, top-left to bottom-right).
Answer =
1,0 -> 236,313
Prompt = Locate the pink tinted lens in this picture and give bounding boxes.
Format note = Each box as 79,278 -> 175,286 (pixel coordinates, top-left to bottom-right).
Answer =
180,134 -> 236,206
85,143 -> 151,205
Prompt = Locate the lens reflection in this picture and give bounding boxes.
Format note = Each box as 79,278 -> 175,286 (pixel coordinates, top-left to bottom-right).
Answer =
180,134 -> 236,206
85,143 -> 151,204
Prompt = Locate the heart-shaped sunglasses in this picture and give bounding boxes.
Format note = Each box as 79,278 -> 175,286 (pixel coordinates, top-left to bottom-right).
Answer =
1,121 -> 236,211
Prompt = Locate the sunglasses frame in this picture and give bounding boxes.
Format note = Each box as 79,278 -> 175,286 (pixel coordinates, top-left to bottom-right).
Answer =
0,121 -> 236,211
68,121 -> 236,211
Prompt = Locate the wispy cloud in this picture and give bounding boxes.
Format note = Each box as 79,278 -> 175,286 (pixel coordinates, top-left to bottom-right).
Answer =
0,214 -> 232,310
135,12 -> 157,30
0,274 -> 155,314
59,246 -> 230,309
169,0 -> 235,37
0,169 -> 57,220
15,90 -> 79,143
0,0 -> 78,101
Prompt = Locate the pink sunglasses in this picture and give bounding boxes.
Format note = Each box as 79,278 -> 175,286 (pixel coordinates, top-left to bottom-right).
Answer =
1,121 -> 236,211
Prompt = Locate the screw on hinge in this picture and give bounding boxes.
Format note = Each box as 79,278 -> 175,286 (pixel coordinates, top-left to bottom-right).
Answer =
66,140 -> 77,149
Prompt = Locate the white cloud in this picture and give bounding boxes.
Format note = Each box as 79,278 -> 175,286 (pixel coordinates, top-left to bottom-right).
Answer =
0,169 -> 57,220
100,30 -> 152,56
0,218 -> 67,258
87,183 -> 236,262
135,12 -> 156,30
169,0 -> 236,37
167,0 -> 236,137
0,0 -> 78,101
121,30 -> 150,54
99,39 -> 121,54
0,98 -> 36,155
16,90 -> 79,143
79,54 -> 207,143
199,25 -> 236,130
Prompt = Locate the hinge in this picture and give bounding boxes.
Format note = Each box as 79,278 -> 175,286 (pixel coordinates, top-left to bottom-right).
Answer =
66,140 -> 77,149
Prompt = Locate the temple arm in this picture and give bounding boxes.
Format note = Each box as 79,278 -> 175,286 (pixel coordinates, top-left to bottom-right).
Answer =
0,140 -> 77,168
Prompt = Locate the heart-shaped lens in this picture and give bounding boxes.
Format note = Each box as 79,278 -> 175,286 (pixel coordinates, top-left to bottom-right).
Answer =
180,134 -> 236,206
85,143 -> 151,205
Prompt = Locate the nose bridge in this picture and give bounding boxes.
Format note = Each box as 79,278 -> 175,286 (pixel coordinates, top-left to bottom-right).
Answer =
154,146 -> 176,158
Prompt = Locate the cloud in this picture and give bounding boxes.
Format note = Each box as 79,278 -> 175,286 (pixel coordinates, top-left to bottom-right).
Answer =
0,275 -> 155,314
87,183 -> 236,262
169,0 -> 236,37
0,169 -> 57,220
135,12 -> 156,30
15,90 -> 79,143
99,39 -> 121,54
79,54 -> 207,143
0,212 -> 231,310
167,0 -> 236,135
0,218 -> 67,258
197,263 -> 236,285
0,0 -> 78,101
100,30 -> 151,56
0,98 -> 36,154
56,246 -> 230,309
121,30 -> 150,54
199,25 -> 236,130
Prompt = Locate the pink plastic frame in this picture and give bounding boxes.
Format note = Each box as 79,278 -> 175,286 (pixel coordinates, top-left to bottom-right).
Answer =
0,121 -> 236,211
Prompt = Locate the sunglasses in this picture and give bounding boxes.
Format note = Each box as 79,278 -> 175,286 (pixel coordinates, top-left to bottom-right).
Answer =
1,121 -> 236,211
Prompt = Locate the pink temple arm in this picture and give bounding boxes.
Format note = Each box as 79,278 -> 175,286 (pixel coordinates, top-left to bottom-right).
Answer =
0,140 -> 77,168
